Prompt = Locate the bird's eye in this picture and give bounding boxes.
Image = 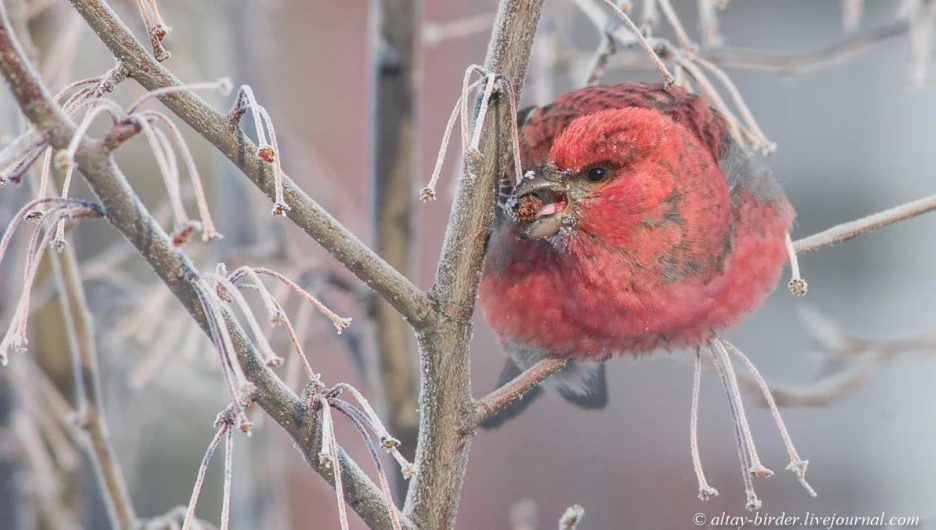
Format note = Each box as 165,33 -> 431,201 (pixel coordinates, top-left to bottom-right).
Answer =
586,166 -> 607,182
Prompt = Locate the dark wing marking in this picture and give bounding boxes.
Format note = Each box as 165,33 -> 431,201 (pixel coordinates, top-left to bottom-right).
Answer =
516,105 -> 538,129
718,139 -> 784,202
554,362 -> 609,410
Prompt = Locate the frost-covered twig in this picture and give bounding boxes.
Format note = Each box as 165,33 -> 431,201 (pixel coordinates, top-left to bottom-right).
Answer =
736,306 -> 936,408
228,85 -> 290,215
793,191 -> 936,255
49,236 -> 138,528
134,0 -> 171,61
723,340 -> 815,497
142,111 -> 221,241
422,66 -> 523,202
190,277 -> 254,430
181,406 -> 236,530
0,199 -> 104,365
690,349 -> 718,500
421,75 -> 483,201
233,266 -> 352,333
599,0 -> 674,85
472,357 -> 569,426
303,378 -> 413,530
559,504 -> 585,530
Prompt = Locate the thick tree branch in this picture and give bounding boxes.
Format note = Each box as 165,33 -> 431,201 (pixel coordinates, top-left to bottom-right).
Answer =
403,1 -> 545,528
66,0 -> 433,331
426,8 -> 541,317
369,0 -> 421,477
0,11 -> 411,529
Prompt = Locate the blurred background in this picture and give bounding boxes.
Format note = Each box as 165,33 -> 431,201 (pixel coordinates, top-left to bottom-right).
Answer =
1,0 -> 936,529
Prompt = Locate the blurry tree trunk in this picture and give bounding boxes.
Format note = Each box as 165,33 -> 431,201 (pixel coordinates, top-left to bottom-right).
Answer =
4,3 -> 86,528
368,0 -> 421,496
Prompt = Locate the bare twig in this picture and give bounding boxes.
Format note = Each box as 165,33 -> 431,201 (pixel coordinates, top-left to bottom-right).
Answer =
721,341 -> 815,497
690,349 -> 718,500
134,0 -> 170,61
50,239 -> 137,529
8,362 -> 80,473
584,33 -> 616,86
697,0 -> 723,48
707,339 -> 761,511
785,233 -> 807,296
739,307 -> 936,408
18,2 -> 930,529
421,75 -> 484,200
703,21 -> 910,75
690,54 -> 775,154
333,398 -> 405,530
471,358 -> 569,426
180,412 -> 229,530
596,0 -> 674,86
559,504 -> 585,530
575,0 -> 910,79
793,192 -> 936,255
12,409 -> 82,529
756,353 -> 896,407
657,0 -> 696,50
0,129 -> 44,181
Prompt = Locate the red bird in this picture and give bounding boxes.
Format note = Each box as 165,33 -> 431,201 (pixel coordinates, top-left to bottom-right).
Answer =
478,83 -> 808,507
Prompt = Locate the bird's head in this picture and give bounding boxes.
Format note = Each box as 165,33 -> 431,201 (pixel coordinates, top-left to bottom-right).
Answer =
507,105 -> 727,250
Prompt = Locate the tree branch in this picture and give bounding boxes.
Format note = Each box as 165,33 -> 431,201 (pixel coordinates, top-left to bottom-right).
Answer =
0,10 -> 411,529
704,20 -> 909,75
793,191 -> 936,254
50,242 -> 137,529
574,0 -> 909,77
369,0 -> 421,479
739,308 -> 936,408
471,358 -> 569,427
65,0 -> 433,331
403,1 -> 545,528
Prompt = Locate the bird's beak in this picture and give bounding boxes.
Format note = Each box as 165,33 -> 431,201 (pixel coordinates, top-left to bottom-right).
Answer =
509,164 -> 570,239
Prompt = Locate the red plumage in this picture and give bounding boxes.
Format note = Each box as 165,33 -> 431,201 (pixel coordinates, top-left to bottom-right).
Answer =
478,82 -> 793,419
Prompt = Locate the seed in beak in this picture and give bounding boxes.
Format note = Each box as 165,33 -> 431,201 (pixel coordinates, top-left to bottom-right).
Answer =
515,194 -> 545,222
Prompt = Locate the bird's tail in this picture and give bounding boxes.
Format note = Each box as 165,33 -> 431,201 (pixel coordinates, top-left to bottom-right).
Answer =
481,356 -> 608,430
